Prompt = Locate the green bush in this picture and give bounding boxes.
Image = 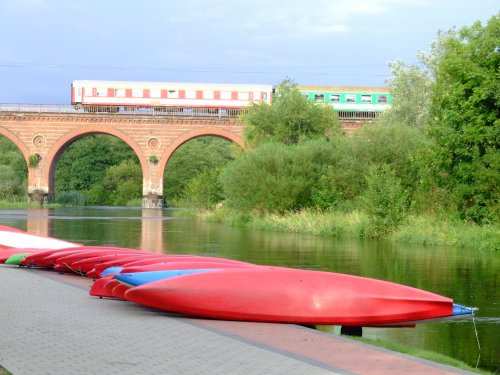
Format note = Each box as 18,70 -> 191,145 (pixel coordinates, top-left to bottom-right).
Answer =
182,168 -> 225,209
164,137 -> 235,202
243,80 -> 340,146
221,140 -> 336,213
103,159 -> 142,206
54,191 -> 87,206
361,164 -> 409,237
0,165 -> 25,198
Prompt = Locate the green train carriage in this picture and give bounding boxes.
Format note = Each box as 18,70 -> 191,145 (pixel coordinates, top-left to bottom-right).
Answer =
298,86 -> 393,119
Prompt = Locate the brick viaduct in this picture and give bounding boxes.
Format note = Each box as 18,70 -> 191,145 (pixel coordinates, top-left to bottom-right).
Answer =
0,111 -> 366,207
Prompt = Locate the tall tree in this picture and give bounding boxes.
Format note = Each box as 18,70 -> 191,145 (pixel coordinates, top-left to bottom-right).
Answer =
427,15 -> 500,223
243,80 -> 340,146
383,60 -> 433,128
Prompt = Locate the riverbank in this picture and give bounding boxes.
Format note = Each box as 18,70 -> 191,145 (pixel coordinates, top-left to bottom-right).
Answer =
200,208 -> 500,252
0,200 -> 62,209
348,337 -> 489,375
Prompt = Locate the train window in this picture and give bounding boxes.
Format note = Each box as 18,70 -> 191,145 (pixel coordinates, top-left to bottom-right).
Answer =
377,95 -> 388,103
314,94 -> 325,102
204,90 -> 214,100
330,94 -> 340,103
221,91 -> 231,100
345,94 -> 356,103
168,90 -> 178,99
261,92 -> 268,101
361,95 -> 372,103
150,88 -> 160,98
132,88 -> 142,98
239,92 -> 249,101
185,90 -> 196,99
96,87 -> 107,97
248,92 -> 254,101
116,89 -> 125,97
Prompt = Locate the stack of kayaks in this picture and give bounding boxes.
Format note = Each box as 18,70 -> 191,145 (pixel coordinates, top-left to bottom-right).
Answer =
0,225 -> 476,326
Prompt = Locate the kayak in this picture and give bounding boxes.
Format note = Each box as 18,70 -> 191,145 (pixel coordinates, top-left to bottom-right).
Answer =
5,253 -> 31,265
118,261 -> 254,274
0,227 -> 78,250
124,267 -> 464,326
116,269 -> 219,287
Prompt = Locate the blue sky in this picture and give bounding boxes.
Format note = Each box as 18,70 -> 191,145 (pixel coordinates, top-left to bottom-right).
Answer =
0,0 -> 498,103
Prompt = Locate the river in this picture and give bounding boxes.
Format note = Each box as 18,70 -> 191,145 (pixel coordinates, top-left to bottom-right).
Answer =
0,207 -> 498,371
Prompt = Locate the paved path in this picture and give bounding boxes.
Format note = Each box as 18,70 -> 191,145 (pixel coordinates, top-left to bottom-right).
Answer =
0,265 -> 472,375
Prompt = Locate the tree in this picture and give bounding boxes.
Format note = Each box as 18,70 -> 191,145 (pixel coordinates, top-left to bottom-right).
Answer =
103,159 -> 142,205
427,14 -> 500,223
243,80 -> 340,146
164,137 -> 235,202
383,60 -> 433,128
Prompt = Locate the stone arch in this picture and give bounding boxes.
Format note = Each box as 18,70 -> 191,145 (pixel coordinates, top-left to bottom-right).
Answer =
158,127 -> 244,174
44,125 -> 148,196
0,125 -> 30,162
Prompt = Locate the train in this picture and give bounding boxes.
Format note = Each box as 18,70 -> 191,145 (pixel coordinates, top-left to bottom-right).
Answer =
71,80 -> 392,116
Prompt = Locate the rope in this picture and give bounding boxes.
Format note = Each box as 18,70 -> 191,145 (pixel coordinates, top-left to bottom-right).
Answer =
472,310 -> 481,368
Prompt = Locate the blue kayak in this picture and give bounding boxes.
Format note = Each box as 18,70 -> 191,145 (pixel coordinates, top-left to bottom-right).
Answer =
114,269 -> 218,287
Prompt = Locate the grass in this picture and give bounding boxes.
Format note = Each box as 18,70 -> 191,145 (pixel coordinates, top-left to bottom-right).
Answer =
349,336 -> 492,375
0,366 -> 11,375
0,199 -> 61,209
201,207 -> 500,251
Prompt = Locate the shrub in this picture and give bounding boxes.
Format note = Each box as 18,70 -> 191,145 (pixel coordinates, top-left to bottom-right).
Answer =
221,140 -> 336,213
183,168 -> 225,209
54,191 -> 87,206
361,164 -> 409,237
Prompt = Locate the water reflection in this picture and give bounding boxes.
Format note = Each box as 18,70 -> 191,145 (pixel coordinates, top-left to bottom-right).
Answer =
141,208 -> 164,253
27,208 -> 49,237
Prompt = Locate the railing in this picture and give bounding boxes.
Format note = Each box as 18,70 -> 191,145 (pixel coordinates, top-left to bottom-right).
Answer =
0,104 -> 382,121
0,104 -> 246,119
337,110 -> 381,120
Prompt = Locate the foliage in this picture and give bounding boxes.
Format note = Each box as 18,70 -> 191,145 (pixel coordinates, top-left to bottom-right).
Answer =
0,137 -> 27,200
28,153 -> 41,168
148,155 -> 159,164
361,165 -> 409,237
383,60 -> 433,128
54,191 -> 87,206
102,159 -> 142,206
427,15 -> 500,223
243,80 -> 340,146
55,135 -> 140,194
164,137 -> 235,202
0,165 -> 25,198
182,168 -> 225,209
221,141 -> 335,213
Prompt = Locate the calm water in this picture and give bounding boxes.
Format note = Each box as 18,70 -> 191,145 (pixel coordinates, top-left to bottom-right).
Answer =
1,207 -> 498,371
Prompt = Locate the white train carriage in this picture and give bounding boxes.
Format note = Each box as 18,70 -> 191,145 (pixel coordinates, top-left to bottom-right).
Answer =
71,80 -> 273,112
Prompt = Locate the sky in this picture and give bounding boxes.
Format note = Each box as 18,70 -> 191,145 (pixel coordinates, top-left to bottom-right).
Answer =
0,0 -> 498,103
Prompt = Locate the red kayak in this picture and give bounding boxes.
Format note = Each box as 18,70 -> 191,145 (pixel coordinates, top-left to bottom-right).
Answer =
120,261 -> 254,274
89,276 -> 116,298
72,254 -> 148,275
124,267 -> 454,326
53,248 -> 146,272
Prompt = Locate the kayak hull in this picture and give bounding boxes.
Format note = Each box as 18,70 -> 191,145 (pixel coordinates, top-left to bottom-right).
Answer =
125,267 -> 454,326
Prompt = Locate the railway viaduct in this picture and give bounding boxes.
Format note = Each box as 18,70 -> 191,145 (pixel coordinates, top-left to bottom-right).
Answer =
0,108 -> 367,208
